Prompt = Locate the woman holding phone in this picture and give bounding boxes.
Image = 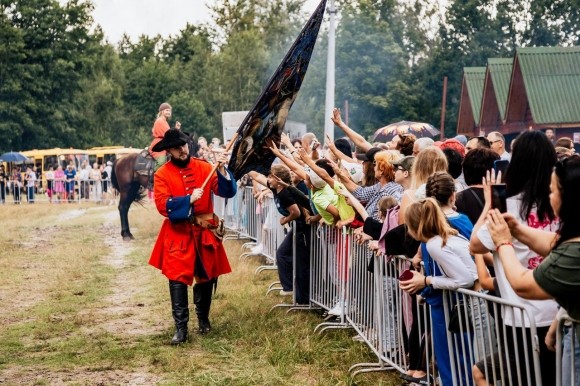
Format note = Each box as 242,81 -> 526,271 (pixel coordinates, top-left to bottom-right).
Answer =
486,154 -> 580,386
470,130 -> 559,385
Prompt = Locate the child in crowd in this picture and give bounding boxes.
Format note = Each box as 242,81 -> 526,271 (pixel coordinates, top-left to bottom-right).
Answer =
248,165 -> 312,304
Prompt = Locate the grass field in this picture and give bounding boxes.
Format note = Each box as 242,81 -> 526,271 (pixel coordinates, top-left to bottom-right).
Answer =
0,202 -> 399,385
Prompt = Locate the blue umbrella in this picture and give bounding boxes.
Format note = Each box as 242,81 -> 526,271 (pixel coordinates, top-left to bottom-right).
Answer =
0,151 -> 29,163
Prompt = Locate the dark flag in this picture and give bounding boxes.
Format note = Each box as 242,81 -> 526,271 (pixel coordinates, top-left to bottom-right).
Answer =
227,0 -> 327,179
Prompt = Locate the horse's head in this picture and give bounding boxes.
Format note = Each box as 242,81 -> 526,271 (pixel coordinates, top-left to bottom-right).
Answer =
185,132 -> 200,158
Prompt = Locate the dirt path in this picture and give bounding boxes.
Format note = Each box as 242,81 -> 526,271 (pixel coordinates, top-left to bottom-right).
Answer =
0,208 -> 164,385
86,210 -> 165,338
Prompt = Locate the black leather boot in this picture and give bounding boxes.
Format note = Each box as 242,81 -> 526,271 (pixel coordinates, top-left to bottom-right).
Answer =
169,280 -> 189,344
193,279 -> 214,334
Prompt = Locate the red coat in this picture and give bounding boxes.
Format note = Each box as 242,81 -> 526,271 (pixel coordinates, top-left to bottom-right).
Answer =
149,158 -> 237,285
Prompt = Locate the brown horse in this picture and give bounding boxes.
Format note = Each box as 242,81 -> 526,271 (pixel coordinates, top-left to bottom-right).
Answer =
110,152 -> 150,241
111,134 -> 199,241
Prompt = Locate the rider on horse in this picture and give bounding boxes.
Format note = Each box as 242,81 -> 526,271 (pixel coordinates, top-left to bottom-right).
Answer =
150,102 -> 181,169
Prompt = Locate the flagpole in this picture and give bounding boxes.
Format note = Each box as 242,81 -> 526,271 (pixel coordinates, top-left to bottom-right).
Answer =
323,0 -> 337,142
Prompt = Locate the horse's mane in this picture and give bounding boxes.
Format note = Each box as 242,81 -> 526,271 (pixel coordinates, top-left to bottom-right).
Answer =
185,132 -> 199,158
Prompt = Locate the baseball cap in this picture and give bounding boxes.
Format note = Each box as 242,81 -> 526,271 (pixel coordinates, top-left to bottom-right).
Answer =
334,138 -> 353,157
304,167 -> 326,189
439,138 -> 466,158
454,135 -> 468,146
356,147 -> 382,162
340,161 -> 363,184
391,155 -> 415,171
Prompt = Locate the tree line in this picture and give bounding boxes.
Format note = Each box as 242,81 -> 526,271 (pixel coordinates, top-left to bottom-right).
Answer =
0,0 -> 577,152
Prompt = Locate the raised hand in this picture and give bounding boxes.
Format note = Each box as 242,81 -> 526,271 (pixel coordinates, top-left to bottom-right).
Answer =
331,107 -> 343,126
265,138 -> 281,155
325,134 -> 336,149
280,132 -> 292,148
297,148 -> 311,162
482,168 -> 502,207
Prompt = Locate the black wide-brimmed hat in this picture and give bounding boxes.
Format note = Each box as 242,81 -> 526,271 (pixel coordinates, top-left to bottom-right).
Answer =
152,128 -> 189,152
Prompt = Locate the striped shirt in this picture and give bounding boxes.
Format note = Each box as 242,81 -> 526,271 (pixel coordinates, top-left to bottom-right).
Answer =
353,181 -> 404,220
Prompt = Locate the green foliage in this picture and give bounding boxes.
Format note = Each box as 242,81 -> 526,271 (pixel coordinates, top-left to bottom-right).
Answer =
0,0 -> 578,152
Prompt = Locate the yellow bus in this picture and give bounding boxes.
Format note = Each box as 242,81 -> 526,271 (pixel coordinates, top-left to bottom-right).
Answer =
86,146 -> 142,166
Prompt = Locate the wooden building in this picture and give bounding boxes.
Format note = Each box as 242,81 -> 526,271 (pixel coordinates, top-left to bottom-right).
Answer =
456,46 -> 580,144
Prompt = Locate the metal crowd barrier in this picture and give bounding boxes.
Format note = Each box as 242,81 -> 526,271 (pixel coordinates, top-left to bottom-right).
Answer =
306,228 -> 545,385
1,179 -> 117,205
557,313 -> 580,386
310,225 -> 351,332
218,185 -> 550,386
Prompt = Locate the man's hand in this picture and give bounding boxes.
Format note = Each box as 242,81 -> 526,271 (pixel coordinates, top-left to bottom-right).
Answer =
214,152 -> 229,176
190,188 -> 203,204
175,121 -> 181,129
214,152 -> 229,164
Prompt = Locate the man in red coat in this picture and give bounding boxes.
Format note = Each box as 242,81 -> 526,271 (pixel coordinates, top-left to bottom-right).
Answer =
149,129 -> 237,344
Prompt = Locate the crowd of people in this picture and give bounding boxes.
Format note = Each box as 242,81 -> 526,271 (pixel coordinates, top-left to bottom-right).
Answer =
232,108 -> 580,385
0,161 -> 115,204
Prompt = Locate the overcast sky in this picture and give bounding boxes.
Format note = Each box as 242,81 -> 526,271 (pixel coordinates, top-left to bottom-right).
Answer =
89,0 -> 321,44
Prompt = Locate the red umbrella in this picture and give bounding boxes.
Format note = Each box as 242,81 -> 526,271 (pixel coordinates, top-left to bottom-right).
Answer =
372,121 -> 439,143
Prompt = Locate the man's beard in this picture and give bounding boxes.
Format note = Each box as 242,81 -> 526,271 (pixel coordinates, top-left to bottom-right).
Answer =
170,155 -> 190,168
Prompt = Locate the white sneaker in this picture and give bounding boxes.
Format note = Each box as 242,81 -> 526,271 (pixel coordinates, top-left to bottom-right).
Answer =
250,244 -> 263,254
279,290 -> 293,296
265,256 -> 275,265
328,302 -> 348,316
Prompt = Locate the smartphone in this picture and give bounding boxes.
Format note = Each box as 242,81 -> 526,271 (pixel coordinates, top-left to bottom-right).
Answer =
491,184 -> 507,213
493,160 -> 509,182
398,269 -> 414,281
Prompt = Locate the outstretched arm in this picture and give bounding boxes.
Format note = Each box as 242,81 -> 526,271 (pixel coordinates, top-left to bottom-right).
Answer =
326,134 -> 357,163
336,183 -> 370,220
329,160 -> 360,192
267,139 -> 307,180
248,171 -> 268,187
297,148 -> 334,188
280,133 -> 306,166
331,108 -> 372,153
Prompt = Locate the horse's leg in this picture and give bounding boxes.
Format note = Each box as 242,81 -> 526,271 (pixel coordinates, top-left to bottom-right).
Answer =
118,191 -> 132,241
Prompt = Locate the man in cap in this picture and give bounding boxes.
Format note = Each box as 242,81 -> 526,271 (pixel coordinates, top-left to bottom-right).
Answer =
149,128 -> 237,345
356,147 -> 382,185
149,102 -> 182,169
392,155 -> 414,190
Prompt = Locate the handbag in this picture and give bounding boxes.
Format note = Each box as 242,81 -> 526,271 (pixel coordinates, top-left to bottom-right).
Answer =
191,213 -> 225,241
448,300 -> 473,334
